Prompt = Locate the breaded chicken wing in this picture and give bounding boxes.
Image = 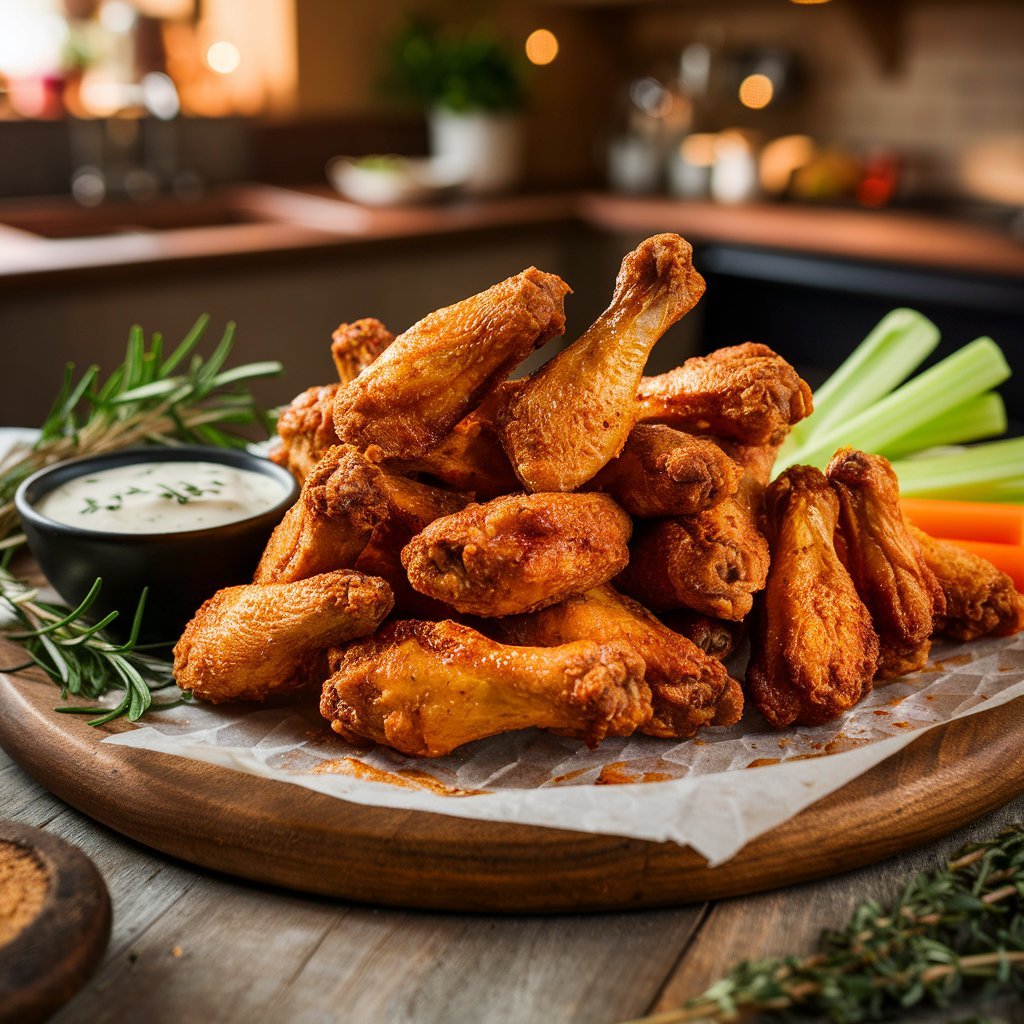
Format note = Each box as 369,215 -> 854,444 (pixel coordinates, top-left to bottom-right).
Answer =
493,585 -> 742,739
826,449 -> 945,677
331,317 -> 394,384
270,383 -> 341,483
658,610 -> 744,662
747,466 -> 879,728
321,619 -> 650,756
616,497 -> 770,620
910,525 -> 1024,641
255,445 -> 388,584
401,492 -> 632,617
638,343 -> 813,446
334,268 -> 569,458
589,423 -> 742,517
499,234 -> 705,492
175,570 -> 393,704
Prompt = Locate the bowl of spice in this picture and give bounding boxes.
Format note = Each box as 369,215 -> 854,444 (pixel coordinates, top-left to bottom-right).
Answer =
15,446 -> 298,645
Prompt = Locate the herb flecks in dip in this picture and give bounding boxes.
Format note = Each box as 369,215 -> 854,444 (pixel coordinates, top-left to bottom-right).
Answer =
36,461 -> 285,534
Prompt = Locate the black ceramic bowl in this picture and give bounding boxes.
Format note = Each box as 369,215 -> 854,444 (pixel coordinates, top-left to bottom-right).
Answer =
15,446 -> 299,646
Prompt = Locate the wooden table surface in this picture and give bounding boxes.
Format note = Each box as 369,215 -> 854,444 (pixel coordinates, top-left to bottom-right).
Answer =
3,745 -> 1022,1023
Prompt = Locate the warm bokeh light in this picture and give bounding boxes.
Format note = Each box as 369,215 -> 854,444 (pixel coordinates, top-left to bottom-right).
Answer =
680,133 -> 718,168
760,134 -> 816,193
790,0 -> 832,4
524,28 -> 559,66
738,73 -> 774,110
206,40 -> 241,75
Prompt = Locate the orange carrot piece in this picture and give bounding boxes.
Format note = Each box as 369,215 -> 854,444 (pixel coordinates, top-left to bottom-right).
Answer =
900,498 -> 1024,546
938,538 -> 1024,591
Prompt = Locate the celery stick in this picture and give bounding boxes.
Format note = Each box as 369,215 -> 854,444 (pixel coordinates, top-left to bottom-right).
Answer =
878,392 -> 1007,460
776,337 -> 1011,472
781,308 -> 939,460
890,436 -> 1024,499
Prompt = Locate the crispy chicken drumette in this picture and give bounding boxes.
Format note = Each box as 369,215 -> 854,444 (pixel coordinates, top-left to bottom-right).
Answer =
747,466 -> 879,728
321,619 -> 651,757
401,492 -> 632,617
331,317 -> 395,384
826,448 -> 945,677
499,234 -> 705,492
175,570 -> 393,704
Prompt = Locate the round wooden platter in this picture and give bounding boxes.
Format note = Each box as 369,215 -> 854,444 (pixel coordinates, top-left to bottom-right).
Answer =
2,650 -> 1023,913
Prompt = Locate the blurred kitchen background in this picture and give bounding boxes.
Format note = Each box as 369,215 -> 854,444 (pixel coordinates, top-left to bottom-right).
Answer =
1,0 -> 1022,429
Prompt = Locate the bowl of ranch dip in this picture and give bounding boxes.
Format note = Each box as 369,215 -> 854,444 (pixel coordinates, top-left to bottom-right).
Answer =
15,446 -> 299,644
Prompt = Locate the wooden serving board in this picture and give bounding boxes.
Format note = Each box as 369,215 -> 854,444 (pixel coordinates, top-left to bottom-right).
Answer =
2,647 -> 1023,913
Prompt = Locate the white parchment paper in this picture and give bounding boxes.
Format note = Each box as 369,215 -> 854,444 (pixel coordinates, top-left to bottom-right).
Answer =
105,632 -> 1024,865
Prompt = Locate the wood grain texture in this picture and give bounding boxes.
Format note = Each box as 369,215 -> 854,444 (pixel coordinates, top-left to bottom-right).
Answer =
1,643 -> 1023,913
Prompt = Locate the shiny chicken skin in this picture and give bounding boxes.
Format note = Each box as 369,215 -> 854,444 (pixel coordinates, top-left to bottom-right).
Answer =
401,492 -> 632,617
589,423 -> 742,517
321,619 -> 651,757
255,445 -> 388,584
616,497 -> 770,620
498,234 -> 706,492
493,585 -> 743,740
638,342 -> 813,446
331,317 -> 394,384
333,268 -> 569,458
747,466 -> 879,728
175,570 -> 393,704
826,448 -> 945,678
910,525 -> 1024,641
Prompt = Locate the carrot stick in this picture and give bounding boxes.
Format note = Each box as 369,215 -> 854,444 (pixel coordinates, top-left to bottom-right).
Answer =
938,539 -> 1024,591
900,498 -> 1024,545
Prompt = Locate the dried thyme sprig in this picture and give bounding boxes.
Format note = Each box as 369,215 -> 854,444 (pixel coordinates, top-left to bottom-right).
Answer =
623,824 -> 1024,1023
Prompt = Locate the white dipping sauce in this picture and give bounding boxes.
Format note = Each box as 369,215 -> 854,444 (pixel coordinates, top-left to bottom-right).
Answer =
36,461 -> 286,534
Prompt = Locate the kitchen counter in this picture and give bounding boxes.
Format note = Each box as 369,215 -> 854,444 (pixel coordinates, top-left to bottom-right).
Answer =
1,187 -> 1022,288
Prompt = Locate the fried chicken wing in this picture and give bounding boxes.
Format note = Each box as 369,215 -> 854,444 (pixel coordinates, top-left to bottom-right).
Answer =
401,492 -> 632,617
333,268 -> 569,458
747,466 -> 879,728
638,343 -> 813,446
658,610 -> 744,662
826,449 -> 945,677
321,619 -> 650,756
175,570 -> 393,704
616,497 -> 770,620
493,585 -> 742,739
270,383 -> 341,483
255,445 -> 388,584
589,423 -> 742,517
498,234 -> 705,492
331,317 -> 394,384
910,525 -> 1024,641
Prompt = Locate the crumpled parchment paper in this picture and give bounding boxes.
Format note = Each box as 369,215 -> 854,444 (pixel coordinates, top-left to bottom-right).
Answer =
106,632 -> 1024,865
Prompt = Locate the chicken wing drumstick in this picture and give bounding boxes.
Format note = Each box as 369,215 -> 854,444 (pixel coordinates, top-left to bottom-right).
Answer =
499,234 -> 706,492
270,383 -> 341,483
175,570 -> 393,704
638,342 -> 813,446
589,423 -> 742,517
401,492 -> 632,617
331,317 -> 394,384
334,268 -> 569,458
909,525 -> 1024,641
747,466 -> 879,728
493,585 -> 742,740
616,497 -> 770,620
826,448 -> 945,677
321,619 -> 650,757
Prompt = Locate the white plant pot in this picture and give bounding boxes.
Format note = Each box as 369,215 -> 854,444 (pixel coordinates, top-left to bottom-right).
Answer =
428,108 -> 524,196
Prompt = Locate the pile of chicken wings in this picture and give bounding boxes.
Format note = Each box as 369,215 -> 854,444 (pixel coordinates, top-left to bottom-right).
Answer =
173,235 -> 1024,757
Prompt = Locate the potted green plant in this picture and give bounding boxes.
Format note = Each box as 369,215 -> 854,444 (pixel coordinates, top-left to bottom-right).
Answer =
387,17 -> 527,195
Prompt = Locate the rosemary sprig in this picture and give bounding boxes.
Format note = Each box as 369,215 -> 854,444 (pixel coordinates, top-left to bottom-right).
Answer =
0,316 -> 282,723
625,824 -> 1024,1023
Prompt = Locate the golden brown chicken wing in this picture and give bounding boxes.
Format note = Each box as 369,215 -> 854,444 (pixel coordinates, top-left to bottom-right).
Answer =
255,445 -> 388,584
826,449 -> 945,677
909,525 -> 1024,641
321,619 -> 650,756
401,492 -> 632,617
498,234 -> 705,492
333,268 -> 569,458
616,497 -> 770,620
637,343 -> 813,446
588,423 -> 742,517
747,466 -> 879,728
270,383 -> 341,483
331,317 -> 394,384
658,610 -> 744,662
493,585 -> 742,739
175,570 -> 393,704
